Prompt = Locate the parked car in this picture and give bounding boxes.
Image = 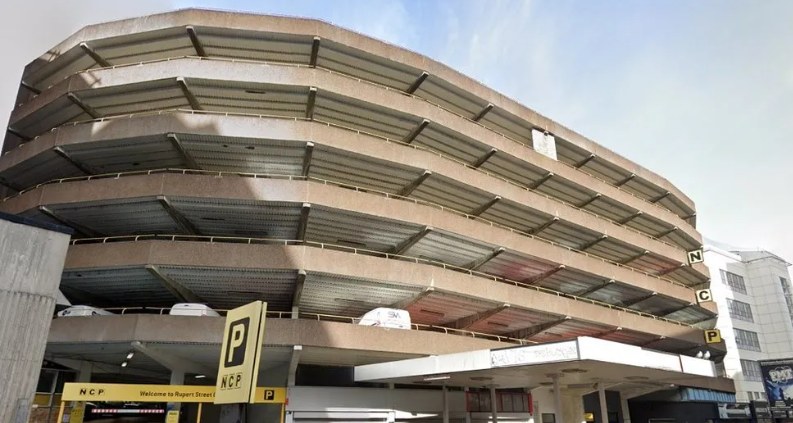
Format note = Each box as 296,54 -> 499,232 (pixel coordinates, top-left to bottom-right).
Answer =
169,303 -> 220,317
56,306 -> 113,317
357,308 -> 411,329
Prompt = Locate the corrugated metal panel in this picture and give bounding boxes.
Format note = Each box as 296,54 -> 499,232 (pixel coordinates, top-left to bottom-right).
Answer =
586,238 -> 646,263
0,150 -> 83,192
410,173 -> 493,214
180,134 -> 306,175
190,80 -> 306,117
79,82 -> 187,117
168,198 -> 302,238
13,96 -> 88,139
313,92 -> 418,140
480,155 -> 548,189
61,267 -> 176,306
412,125 -> 489,164
538,221 -> 602,250
306,205 -> 422,252
585,282 -> 645,305
25,47 -> 96,91
299,271 -> 422,317
46,343 -> 167,373
625,214 -> 674,238
532,319 -> 606,343
92,27 -> 192,63
476,250 -> 556,282
159,266 -> 297,310
414,75 -> 487,119
66,135 -> 183,173
466,307 -> 558,335
48,197 -> 178,235
310,145 -> 418,193
478,108 -> 534,145
478,199 -> 551,234
318,40 -> 420,90
403,229 -> 496,268
535,177 -> 597,207
200,29 -> 313,63
406,292 -> 496,326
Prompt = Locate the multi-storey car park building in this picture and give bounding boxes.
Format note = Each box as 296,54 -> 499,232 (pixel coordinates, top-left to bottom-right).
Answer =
0,9 -> 736,423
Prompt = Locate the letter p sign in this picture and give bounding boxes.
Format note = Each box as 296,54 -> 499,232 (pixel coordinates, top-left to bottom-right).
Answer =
704,329 -> 722,344
225,317 -> 249,367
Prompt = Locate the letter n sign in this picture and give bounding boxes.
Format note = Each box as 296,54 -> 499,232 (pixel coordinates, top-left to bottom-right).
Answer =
687,249 -> 704,265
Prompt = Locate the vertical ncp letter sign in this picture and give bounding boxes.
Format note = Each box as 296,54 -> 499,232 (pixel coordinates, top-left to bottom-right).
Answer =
214,301 -> 268,404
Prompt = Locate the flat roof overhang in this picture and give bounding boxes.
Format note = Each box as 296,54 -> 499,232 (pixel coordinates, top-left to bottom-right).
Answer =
354,336 -> 734,393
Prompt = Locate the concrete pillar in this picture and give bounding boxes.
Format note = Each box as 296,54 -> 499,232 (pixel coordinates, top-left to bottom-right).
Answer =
291,306 -> 299,319
169,371 -> 185,411
464,387 -> 472,423
598,384 -> 608,423
490,387 -> 498,423
0,216 -> 71,423
443,386 -> 450,423
620,398 -> 631,423
552,375 -> 563,423
77,362 -> 93,383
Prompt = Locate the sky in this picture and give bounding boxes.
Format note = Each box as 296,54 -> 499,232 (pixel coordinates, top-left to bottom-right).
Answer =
0,0 -> 791,260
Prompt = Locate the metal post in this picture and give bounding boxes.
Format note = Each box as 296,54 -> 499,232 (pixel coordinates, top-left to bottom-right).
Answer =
443,385 -> 450,423
464,388 -> 472,423
55,401 -> 66,423
196,403 -> 202,423
552,375 -> 563,423
490,387 -> 498,423
598,383 -> 608,423
280,403 -> 286,423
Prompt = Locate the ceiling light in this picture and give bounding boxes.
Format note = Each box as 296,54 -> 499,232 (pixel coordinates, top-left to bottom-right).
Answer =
126,352 -> 135,360
195,375 -> 206,379
423,375 -> 451,382
121,362 -> 128,368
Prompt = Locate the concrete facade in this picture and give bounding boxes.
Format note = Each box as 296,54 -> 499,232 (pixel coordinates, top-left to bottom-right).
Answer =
0,10 -> 734,423
705,244 -> 793,402
0,214 -> 71,423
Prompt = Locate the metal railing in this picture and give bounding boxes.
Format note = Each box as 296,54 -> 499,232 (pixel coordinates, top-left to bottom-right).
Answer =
28,54 -> 696,226
15,166 -> 697,290
94,307 -> 537,345
10,106 -> 693,257
70,233 -> 707,328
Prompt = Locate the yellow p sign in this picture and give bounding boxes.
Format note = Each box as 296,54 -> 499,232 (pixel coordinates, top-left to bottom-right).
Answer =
704,329 -> 722,344
215,301 -> 267,404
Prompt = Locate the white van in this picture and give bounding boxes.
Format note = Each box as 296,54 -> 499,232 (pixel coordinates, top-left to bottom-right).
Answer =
169,303 -> 220,317
357,308 -> 411,330
57,305 -> 113,317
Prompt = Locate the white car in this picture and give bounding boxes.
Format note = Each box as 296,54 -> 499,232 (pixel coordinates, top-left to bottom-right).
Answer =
57,306 -> 113,317
169,303 -> 220,317
358,308 -> 411,329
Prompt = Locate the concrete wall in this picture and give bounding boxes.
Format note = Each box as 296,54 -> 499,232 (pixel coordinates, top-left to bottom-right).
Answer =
0,214 -> 71,423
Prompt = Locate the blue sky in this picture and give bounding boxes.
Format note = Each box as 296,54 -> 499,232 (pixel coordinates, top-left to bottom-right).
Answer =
1,0 -> 792,260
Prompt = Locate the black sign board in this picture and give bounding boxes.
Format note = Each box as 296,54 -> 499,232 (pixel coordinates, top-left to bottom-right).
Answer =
760,358 -> 793,410
751,401 -> 772,419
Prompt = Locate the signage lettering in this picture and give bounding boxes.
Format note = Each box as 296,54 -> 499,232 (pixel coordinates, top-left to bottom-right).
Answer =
687,249 -> 704,264
704,329 -> 722,344
695,289 -> 712,304
62,383 -> 285,404
215,301 -> 268,404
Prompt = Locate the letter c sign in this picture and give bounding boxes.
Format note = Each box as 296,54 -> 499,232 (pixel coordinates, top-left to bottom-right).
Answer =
696,289 -> 712,304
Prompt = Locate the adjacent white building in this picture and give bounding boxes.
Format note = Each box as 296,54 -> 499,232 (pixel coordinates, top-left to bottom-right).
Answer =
705,242 -> 793,403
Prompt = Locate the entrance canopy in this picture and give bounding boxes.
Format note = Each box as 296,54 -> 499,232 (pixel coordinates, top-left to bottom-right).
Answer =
354,337 -> 729,392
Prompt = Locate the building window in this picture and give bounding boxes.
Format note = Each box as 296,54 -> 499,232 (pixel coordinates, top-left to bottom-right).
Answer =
734,328 -> 762,352
720,270 -> 747,294
741,360 -> 762,381
467,391 -> 530,413
779,277 -> 793,328
727,299 -> 755,322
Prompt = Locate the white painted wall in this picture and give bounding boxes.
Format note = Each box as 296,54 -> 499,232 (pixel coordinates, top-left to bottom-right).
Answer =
705,245 -> 793,403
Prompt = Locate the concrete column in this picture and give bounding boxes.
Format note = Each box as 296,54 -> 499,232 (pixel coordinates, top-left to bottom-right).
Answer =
0,217 -> 71,423
552,375 -> 563,423
77,362 -> 93,382
443,386 -> 450,423
598,384 -> 608,423
490,387 -> 498,423
620,398 -> 631,423
464,387 -> 472,423
169,371 -> 185,411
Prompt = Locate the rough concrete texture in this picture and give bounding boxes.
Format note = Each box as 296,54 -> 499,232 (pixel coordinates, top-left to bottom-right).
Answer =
0,217 -> 70,423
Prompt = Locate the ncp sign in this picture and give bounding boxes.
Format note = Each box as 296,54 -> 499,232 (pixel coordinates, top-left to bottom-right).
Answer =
215,301 -> 268,404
